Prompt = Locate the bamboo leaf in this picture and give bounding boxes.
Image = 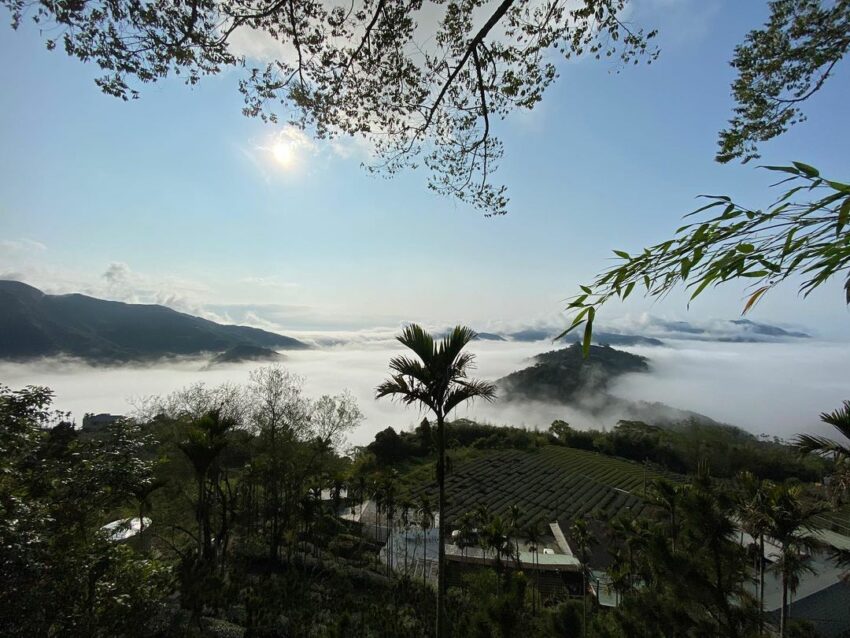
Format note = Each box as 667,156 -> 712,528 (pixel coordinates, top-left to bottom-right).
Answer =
742,286 -> 769,315
689,276 -> 715,302
838,197 -> 850,237
792,161 -> 820,178
582,308 -> 595,357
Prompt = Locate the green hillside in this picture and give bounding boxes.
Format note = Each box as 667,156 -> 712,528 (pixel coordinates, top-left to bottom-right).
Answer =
0,280 -> 310,362
412,446 -> 674,530
497,342 -> 649,403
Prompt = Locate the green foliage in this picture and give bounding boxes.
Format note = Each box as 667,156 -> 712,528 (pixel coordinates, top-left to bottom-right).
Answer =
377,324 -> 497,637
447,571 -> 530,638
0,280 -> 308,362
1,373 -> 840,637
717,0 -> 850,163
412,445 -> 655,531
0,384 -> 171,637
602,471 -> 761,638
564,164 -> 850,349
499,342 -> 649,402
550,418 -> 825,482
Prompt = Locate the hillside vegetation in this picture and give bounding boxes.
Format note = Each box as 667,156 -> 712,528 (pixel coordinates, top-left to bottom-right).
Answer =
0,280 -> 309,362
411,446 -> 662,531
497,343 -> 649,403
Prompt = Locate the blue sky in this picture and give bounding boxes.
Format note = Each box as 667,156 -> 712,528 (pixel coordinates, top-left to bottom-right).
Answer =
1,0 -> 849,337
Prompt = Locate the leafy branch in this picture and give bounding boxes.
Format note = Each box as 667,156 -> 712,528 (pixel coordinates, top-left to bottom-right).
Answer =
561,163 -> 850,353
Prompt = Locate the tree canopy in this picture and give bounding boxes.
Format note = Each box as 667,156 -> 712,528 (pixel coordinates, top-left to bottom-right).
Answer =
717,0 -> 850,163
1,0 -> 657,215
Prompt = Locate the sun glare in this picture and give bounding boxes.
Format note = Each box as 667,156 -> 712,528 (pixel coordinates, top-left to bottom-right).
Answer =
271,140 -> 295,167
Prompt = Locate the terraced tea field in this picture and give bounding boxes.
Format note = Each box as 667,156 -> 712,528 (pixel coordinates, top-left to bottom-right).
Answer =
413,446 -> 675,530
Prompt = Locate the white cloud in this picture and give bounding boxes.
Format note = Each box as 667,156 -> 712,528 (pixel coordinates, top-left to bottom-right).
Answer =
1,338 -> 845,446
0,238 -> 47,254
99,261 -> 223,320
228,26 -> 298,64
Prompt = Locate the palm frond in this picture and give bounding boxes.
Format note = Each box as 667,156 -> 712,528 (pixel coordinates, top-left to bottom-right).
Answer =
375,375 -> 437,412
451,351 -> 476,376
444,379 -> 497,414
795,433 -> 850,458
397,324 -> 435,364
388,355 -> 432,384
438,326 -> 477,369
820,400 -> 850,440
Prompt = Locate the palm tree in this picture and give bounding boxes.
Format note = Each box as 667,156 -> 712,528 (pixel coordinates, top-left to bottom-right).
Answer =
797,401 -> 850,459
570,518 -> 595,638
483,514 -> 512,593
507,504 -> 523,569
399,498 -> 413,577
418,495 -> 434,587
383,478 -> 397,576
649,479 -> 684,551
177,409 -> 235,562
736,471 -> 773,633
523,522 -> 543,612
376,324 -> 496,638
129,476 -> 166,541
767,483 -> 827,637
797,401 -> 850,502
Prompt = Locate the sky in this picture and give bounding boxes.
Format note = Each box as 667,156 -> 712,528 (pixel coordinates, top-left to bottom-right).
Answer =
1,0 -> 850,338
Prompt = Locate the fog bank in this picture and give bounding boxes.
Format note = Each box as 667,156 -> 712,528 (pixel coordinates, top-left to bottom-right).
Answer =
1,338 -> 846,446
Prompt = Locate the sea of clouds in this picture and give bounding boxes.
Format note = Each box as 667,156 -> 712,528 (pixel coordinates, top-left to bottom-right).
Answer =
1,334 -> 847,449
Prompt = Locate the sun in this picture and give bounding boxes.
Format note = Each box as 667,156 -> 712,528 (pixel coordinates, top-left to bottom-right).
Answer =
271,140 -> 295,168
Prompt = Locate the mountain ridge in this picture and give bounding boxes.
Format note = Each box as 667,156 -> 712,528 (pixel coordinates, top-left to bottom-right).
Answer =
0,280 -> 310,362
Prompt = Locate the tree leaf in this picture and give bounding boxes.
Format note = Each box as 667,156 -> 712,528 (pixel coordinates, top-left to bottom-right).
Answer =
582,308 -> 595,357
792,161 -> 820,178
838,197 -> 850,237
689,276 -> 715,303
742,286 -> 769,315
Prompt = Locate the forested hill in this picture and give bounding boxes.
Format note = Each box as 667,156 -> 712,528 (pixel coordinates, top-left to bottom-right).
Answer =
0,280 -> 309,362
497,342 -> 649,403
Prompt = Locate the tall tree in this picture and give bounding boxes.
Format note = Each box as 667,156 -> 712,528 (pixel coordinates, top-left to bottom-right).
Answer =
418,495 -> 434,588
796,400 -> 850,462
605,468 -> 759,638
767,483 -> 826,637
523,522 -> 543,612
177,409 -> 237,563
570,518 -> 595,637
246,365 -> 310,559
797,400 -> 850,513
736,471 -> 774,633
377,324 -> 496,637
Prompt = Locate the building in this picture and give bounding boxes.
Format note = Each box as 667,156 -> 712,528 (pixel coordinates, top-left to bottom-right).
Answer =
81,412 -> 125,433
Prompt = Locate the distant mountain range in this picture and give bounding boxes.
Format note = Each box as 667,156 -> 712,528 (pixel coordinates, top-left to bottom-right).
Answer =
490,318 -> 809,345
0,281 -> 309,363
